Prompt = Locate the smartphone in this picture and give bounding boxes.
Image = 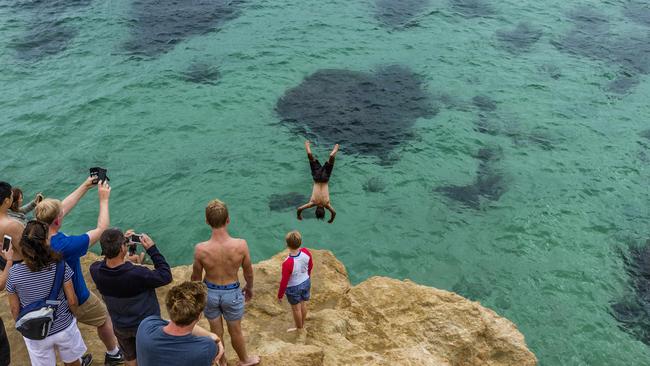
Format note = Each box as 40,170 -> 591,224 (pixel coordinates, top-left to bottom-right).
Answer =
129,234 -> 142,243
3,235 -> 11,251
89,167 -> 109,184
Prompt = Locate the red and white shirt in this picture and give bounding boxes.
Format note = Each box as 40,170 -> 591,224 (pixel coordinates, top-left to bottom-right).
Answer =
277,248 -> 313,299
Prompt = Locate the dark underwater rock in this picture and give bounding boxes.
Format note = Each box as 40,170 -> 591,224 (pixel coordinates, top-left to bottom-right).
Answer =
452,276 -> 493,301
606,74 -> 640,95
449,0 -> 494,18
182,62 -> 221,84
472,95 -> 497,112
539,64 -> 562,79
435,147 -> 506,209
11,0 -> 91,60
640,130 -> 650,140
611,241 -> 650,346
268,192 -> 308,212
276,65 -> 435,160
124,0 -> 244,57
363,176 -> 387,193
12,20 -> 76,60
374,0 -> 430,29
624,1 -> 650,27
496,22 -> 542,53
553,6 -> 650,93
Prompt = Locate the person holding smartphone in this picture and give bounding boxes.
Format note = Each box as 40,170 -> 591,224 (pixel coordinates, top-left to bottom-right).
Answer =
0,181 -> 25,366
35,176 -> 124,365
90,229 -> 173,366
8,187 -> 44,225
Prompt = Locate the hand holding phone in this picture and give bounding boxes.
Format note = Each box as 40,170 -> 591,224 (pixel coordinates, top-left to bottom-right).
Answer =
3,235 -> 11,251
89,167 -> 110,184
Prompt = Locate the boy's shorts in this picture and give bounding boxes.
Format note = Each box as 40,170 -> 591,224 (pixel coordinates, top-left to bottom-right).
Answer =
285,278 -> 311,305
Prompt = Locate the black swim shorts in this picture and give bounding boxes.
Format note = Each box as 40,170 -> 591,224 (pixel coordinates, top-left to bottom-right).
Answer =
310,156 -> 334,183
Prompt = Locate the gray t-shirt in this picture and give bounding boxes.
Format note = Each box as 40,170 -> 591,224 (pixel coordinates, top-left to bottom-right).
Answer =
136,316 -> 217,366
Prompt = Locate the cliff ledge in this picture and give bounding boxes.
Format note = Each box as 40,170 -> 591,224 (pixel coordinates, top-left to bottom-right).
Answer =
1,250 -> 537,365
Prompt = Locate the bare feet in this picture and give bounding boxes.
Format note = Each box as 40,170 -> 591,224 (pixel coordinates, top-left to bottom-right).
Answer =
236,356 -> 260,366
330,143 -> 339,157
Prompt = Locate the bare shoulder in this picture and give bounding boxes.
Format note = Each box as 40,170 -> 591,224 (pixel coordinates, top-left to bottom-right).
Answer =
194,241 -> 209,255
234,238 -> 249,251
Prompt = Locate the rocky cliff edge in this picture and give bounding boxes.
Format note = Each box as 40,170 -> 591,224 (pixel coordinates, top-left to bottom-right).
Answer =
1,250 -> 537,365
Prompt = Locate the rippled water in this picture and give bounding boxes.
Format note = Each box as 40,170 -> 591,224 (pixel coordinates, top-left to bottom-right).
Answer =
2,0 -> 650,364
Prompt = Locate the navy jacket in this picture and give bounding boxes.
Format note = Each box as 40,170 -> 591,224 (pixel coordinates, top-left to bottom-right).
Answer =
90,246 -> 172,330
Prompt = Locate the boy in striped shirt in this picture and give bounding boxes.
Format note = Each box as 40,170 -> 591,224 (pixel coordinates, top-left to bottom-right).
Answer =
277,231 -> 313,332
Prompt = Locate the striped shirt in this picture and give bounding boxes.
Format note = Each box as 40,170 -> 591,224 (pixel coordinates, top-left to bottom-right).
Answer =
6,262 -> 74,336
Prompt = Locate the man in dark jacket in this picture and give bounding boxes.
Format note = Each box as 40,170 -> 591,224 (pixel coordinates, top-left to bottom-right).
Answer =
90,228 -> 173,366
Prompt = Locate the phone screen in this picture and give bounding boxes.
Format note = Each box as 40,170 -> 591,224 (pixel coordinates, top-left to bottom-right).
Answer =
128,244 -> 137,255
3,236 -> 11,251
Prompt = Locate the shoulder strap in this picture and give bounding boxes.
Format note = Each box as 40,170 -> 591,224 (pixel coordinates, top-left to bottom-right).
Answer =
47,261 -> 65,303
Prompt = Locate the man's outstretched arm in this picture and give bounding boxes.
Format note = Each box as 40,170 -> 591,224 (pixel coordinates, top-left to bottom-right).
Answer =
326,203 -> 336,224
297,202 -> 315,220
61,177 -> 94,217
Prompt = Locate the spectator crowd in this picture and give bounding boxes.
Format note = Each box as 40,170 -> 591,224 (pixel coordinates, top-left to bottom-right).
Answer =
0,175 -> 315,366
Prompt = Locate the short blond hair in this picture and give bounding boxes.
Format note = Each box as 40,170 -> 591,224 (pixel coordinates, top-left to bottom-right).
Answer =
166,282 -> 207,326
35,199 -> 62,225
206,199 -> 228,228
285,230 -> 302,249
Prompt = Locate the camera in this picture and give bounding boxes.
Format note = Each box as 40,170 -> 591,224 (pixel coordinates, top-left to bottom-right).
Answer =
129,234 -> 142,243
3,235 -> 11,251
89,167 -> 110,184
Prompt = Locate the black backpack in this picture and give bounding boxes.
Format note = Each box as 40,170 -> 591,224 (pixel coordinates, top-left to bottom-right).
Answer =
15,261 -> 65,340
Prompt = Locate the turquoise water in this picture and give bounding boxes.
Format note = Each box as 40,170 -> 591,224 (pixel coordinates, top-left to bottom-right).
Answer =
2,0 -> 650,364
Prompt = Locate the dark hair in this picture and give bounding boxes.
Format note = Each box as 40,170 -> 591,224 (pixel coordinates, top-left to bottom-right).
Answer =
0,182 -> 12,207
315,206 -> 325,220
10,187 -> 22,212
100,228 -> 125,259
21,220 -> 62,272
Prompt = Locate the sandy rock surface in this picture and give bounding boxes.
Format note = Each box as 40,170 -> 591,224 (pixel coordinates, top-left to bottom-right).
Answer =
1,250 -> 537,365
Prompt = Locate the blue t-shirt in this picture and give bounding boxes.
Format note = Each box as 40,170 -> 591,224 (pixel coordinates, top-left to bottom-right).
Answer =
50,232 -> 91,305
136,316 -> 217,366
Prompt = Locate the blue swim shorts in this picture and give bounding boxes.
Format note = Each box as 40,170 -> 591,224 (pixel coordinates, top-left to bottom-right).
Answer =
203,281 -> 245,321
285,278 -> 311,305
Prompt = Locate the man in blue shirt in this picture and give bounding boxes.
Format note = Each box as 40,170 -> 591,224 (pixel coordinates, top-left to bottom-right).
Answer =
137,281 -> 224,366
36,177 -> 124,365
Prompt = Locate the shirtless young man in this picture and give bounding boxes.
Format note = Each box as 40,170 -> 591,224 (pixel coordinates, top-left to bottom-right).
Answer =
297,141 -> 339,223
0,182 -> 22,366
191,199 -> 259,366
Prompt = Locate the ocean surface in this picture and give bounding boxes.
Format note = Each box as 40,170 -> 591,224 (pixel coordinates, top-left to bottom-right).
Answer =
2,0 -> 650,364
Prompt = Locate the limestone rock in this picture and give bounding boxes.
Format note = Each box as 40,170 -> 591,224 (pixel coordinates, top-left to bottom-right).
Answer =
1,250 -> 537,365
